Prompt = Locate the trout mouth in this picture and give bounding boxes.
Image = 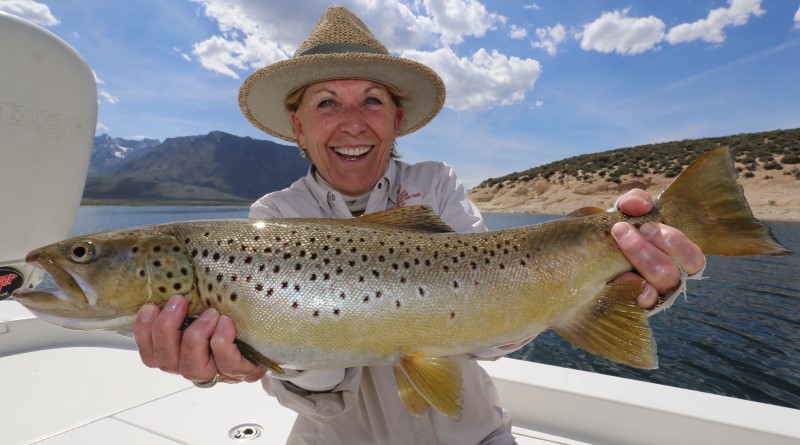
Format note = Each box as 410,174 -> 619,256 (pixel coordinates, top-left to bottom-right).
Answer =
12,256 -> 132,331
12,250 -> 100,320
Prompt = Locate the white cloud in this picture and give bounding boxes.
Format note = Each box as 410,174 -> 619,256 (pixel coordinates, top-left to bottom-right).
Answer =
524,4 -> 540,11
99,90 -> 119,105
531,23 -> 566,56
0,0 -> 59,26
666,0 -> 765,44
92,72 -> 118,104
578,9 -> 665,55
190,0 -> 539,111
793,4 -> 800,30
192,35 -> 250,78
404,47 -> 541,111
96,122 -> 110,133
190,0 -> 293,79
420,0 -> 505,45
92,71 -> 105,85
174,47 -> 192,62
509,24 -> 527,39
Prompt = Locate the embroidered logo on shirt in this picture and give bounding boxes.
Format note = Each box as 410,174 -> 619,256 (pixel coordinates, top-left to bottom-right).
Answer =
396,189 -> 422,208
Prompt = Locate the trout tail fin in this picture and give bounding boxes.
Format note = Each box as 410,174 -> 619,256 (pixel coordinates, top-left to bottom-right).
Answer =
656,146 -> 790,256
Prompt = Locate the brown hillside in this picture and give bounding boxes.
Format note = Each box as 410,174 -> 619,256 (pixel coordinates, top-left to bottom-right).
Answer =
468,129 -> 800,221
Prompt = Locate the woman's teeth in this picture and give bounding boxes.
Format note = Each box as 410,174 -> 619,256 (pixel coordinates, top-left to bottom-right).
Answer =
333,146 -> 371,157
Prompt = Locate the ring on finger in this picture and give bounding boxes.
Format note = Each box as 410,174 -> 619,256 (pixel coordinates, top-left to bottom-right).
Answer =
193,372 -> 220,389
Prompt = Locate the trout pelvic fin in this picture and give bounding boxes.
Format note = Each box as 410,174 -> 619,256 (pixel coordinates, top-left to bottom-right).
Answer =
357,206 -> 455,233
234,339 -> 285,374
655,146 -> 790,256
553,280 -> 657,369
393,353 -> 464,420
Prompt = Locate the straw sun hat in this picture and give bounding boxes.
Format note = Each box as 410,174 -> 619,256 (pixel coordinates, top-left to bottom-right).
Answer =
239,5 -> 446,142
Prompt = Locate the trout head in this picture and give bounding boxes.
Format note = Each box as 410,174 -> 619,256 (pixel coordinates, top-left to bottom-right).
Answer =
13,228 -> 199,333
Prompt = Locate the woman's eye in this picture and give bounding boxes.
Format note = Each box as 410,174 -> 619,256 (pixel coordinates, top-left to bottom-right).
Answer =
317,99 -> 336,108
365,97 -> 383,106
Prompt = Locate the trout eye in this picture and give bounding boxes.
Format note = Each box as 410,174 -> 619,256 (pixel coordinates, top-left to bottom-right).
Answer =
69,242 -> 95,263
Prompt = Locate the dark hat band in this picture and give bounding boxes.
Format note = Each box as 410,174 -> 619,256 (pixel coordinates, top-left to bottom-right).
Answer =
299,43 -> 385,57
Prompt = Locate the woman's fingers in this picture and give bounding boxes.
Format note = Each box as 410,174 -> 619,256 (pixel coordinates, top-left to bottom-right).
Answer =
133,303 -> 159,368
610,272 -> 660,309
134,295 -> 264,385
210,315 -> 266,383
640,222 -> 705,276
179,308 -> 221,383
612,222 -> 704,295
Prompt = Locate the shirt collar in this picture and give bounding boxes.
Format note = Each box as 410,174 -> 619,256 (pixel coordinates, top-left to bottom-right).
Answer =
302,161 -> 397,217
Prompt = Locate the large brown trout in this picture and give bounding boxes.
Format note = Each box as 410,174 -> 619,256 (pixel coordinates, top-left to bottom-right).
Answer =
14,147 -> 789,419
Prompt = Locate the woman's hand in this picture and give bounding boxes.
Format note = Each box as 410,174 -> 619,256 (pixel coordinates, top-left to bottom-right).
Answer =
133,295 -> 266,385
612,189 -> 705,309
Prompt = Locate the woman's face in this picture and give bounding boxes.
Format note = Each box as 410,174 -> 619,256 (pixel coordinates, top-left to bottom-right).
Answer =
289,79 -> 403,196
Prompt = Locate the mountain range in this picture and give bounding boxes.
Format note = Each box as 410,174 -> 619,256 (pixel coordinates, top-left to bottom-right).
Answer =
83,131 -> 310,204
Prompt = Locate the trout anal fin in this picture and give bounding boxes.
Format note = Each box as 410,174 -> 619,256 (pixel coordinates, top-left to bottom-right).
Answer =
235,339 -> 285,374
553,280 -> 658,369
393,353 -> 464,420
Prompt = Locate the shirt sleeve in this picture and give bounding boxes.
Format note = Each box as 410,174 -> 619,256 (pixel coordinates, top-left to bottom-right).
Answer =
262,368 -> 362,421
432,162 -> 488,234
249,199 -> 284,219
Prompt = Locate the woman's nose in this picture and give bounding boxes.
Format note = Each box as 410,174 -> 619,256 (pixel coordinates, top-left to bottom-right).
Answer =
338,106 -> 367,135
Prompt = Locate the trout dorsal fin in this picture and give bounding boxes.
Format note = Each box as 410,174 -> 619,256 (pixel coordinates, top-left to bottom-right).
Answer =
568,207 -> 606,217
553,280 -> 657,369
393,353 -> 464,420
358,205 -> 454,233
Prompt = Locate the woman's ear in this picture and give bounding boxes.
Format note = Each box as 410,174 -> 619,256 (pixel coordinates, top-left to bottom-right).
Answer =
289,112 -> 305,146
394,106 -> 404,134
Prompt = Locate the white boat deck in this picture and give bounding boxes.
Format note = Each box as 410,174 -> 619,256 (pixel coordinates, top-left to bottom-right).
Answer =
2,300 -> 799,445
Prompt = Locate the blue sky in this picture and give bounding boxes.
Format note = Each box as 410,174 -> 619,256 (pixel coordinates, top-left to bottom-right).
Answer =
3,0 -> 799,187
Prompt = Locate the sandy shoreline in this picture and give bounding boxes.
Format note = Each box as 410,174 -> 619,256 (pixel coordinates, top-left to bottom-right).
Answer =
468,170 -> 800,222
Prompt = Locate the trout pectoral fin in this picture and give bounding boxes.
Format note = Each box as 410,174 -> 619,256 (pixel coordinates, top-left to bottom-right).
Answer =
553,280 -> 658,369
393,353 -> 463,420
234,339 -> 285,374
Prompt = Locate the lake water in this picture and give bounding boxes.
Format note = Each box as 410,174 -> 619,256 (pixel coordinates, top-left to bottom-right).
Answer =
71,206 -> 800,410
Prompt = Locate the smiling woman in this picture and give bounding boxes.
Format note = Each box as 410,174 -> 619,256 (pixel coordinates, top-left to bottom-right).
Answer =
288,80 -> 403,197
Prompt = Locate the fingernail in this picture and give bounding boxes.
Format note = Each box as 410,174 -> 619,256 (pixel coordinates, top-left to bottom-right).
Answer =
637,284 -> 659,309
164,295 -> 183,312
215,315 -> 233,334
640,222 -> 659,239
611,222 -> 631,240
199,308 -> 218,321
138,305 -> 156,322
